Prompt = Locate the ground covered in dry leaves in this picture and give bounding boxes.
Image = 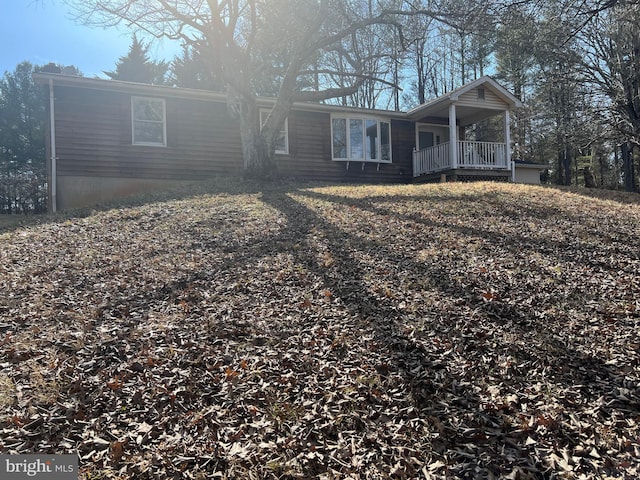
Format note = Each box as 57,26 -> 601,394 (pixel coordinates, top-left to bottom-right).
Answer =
1,181 -> 639,479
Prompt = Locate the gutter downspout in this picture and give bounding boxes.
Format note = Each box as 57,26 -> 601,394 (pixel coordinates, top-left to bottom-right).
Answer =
49,79 -> 57,212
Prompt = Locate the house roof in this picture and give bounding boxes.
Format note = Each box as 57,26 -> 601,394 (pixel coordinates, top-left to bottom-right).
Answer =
33,73 -> 521,123
34,72 -> 230,102
32,72 -> 407,119
514,161 -> 548,170
406,76 -> 523,124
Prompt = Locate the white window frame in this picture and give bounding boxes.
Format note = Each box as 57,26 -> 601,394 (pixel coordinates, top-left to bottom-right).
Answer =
260,109 -> 289,155
131,96 -> 167,147
331,114 -> 392,163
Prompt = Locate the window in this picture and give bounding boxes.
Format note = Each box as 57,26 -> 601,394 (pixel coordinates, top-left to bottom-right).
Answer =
380,121 -> 391,161
477,87 -> 485,100
350,119 -> 364,159
132,97 -> 166,146
365,119 -> 377,160
260,109 -> 289,154
331,115 -> 391,162
332,118 -> 347,159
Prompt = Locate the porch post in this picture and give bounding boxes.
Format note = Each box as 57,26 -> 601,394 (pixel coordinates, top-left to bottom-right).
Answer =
504,110 -> 512,169
449,103 -> 457,169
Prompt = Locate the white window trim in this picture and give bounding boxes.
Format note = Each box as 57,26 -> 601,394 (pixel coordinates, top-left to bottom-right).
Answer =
132,96 -> 167,147
260,109 -> 289,155
331,114 -> 392,163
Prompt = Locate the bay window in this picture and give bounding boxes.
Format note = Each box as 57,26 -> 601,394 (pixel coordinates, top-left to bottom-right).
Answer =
331,115 -> 391,162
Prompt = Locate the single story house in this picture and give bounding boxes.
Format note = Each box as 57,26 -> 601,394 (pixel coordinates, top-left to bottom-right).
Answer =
33,72 -> 538,211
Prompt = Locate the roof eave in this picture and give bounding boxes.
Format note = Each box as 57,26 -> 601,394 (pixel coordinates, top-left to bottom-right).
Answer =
406,96 -> 451,121
515,163 -> 548,170
32,72 -> 407,118
33,72 -> 523,119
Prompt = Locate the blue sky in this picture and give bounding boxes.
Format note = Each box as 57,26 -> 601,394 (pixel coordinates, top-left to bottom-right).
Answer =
0,1 -> 180,78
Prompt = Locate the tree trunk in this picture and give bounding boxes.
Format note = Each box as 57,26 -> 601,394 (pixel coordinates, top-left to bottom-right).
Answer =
597,146 -> 605,186
583,166 -> 597,188
622,142 -> 635,192
241,124 -> 274,179
556,150 -> 564,185
564,141 -> 572,186
229,89 -> 276,180
416,43 -> 425,105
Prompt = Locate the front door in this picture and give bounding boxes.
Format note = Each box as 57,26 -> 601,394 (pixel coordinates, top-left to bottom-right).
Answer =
419,131 -> 434,150
416,124 -> 447,151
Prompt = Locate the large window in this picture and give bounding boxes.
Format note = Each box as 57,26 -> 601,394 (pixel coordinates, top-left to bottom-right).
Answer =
260,109 -> 289,155
132,97 -> 166,146
331,116 -> 391,162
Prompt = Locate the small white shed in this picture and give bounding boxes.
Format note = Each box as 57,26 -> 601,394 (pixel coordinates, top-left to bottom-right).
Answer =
513,161 -> 548,184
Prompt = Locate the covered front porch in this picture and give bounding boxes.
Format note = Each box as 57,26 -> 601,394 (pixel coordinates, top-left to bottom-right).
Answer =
413,140 -> 509,174
407,77 -> 522,179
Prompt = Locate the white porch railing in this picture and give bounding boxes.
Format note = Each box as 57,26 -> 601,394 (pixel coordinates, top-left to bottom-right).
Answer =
457,141 -> 508,169
413,141 -> 508,177
412,143 -> 451,177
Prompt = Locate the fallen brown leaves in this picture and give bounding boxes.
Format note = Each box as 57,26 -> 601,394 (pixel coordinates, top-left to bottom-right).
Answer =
1,181 -> 639,479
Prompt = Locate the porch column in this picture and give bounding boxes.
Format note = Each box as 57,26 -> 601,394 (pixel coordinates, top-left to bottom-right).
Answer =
449,103 -> 457,169
504,110 -> 512,168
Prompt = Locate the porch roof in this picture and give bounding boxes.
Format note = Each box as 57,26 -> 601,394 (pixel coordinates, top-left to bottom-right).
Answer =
406,76 -> 523,125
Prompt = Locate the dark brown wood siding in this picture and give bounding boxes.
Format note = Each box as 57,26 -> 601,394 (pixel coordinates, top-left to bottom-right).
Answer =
54,86 -> 244,180
391,119 -> 415,179
277,111 -> 413,183
53,85 -> 414,183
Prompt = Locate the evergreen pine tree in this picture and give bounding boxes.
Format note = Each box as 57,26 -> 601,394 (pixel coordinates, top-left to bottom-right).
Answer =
0,62 -> 78,212
104,35 -> 168,84
169,42 -> 222,91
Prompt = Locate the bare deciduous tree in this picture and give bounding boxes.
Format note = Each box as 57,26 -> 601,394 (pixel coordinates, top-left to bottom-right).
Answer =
578,1 -> 640,191
67,0 -> 408,177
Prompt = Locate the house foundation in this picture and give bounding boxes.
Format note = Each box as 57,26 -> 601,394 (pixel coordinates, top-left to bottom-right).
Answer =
56,176 -> 199,210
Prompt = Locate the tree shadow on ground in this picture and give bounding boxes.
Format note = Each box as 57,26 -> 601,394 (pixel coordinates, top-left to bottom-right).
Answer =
257,188 -> 638,477
546,184 -> 640,205
3,182 -> 637,478
76,184 -> 633,476
295,187 -> 640,267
